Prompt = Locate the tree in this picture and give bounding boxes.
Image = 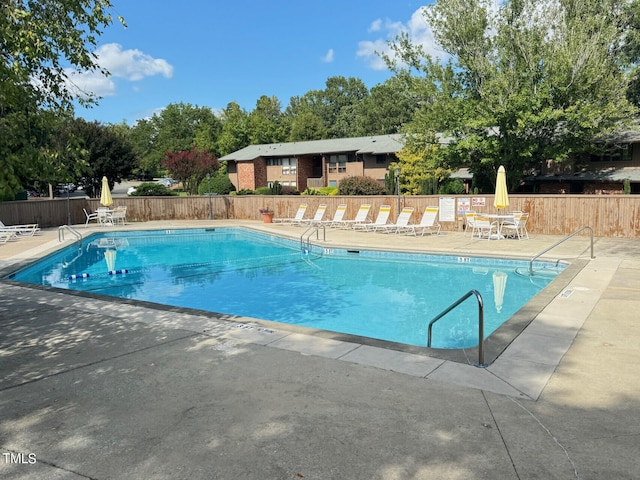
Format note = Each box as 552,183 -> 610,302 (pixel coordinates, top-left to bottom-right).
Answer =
354,77 -> 419,136
53,119 -> 136,197
129,102 -> 221,178
0,0 -> 124,197
387,0 -> 640,191
217,101 -> 250,156
162,147 -> 220,195
247,96 -> 288,144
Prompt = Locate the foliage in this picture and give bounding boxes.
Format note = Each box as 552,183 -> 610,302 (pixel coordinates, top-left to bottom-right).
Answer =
269,181 -> 282,195
254,186 -> 272,195
387,0 -> 640,191
129,103 -> 222,178
162,147 -> 220,195
247,96 -> 288,144
129,182 -> 176,196
395,138 -> 452,195
233,189 -> 255,195
303,186 -> 338,196
281,186 -> 300,195
217,102 -> 250,156
338,176 -> 386,195
439,178 -> 466,194
623,179 -> 632,194
198,174 -> 236,195
384,168 -> 397,195
0,0 -> 124,197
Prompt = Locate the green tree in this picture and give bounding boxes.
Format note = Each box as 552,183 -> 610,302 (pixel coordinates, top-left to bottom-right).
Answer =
247,95 -> 288,144
128,102 -> 221,178
388,0 -> 640,191
0,0 -> 124,197
217,101 -> 250,156
53,119 -> 136,197
354,77 -> 418,136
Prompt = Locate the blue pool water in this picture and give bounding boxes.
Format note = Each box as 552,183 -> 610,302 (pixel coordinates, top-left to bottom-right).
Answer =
6,228 -> 564,349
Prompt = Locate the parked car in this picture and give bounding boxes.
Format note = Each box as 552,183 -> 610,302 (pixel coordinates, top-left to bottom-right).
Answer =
156,178 -> 177,187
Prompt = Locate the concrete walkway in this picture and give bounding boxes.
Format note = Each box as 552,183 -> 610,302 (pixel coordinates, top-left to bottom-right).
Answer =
0,221 -> 638,479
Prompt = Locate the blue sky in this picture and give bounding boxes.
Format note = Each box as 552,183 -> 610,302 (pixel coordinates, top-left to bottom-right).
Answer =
72,1 -> 437,125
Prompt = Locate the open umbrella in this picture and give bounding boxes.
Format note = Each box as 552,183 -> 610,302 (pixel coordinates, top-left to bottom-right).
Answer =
100,176 -> 113,207
494,165 -> 509,211
493,271 -> 508,313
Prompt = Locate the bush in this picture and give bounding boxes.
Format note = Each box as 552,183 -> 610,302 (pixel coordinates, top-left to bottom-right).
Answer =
281,186 -> 300,195
198,175 -> 236,195
234,189 -> 255,195
129,182 -> 177,196
254,186 -> 272,195
338,176 -> 386,195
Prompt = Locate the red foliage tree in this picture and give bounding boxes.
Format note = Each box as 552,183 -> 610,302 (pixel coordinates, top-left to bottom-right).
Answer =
161,148 -> 220,195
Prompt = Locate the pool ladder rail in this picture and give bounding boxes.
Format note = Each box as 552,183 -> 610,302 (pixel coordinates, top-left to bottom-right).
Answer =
58,225 -> 82,243
528,225 -> 594,276
427,290 -> 486,368
300,223 -> 326,254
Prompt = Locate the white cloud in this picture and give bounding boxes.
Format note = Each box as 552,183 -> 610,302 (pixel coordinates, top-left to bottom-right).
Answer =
357,6 -> 441,71
322,49 -> 335,63
96,43 -> 173,81
65,43 -> 173,98
368,19 -> 382,32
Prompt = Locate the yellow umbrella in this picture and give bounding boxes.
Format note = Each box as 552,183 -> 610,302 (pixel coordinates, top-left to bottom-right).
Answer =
100,176 -> 113,207
493,165 -> 509,211
493,271 -> 508,313
104,249 -> 117,272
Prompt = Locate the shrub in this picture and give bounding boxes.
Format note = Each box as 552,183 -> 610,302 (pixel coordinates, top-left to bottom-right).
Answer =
129,182 -> 177,196
234,189 -> 255,195
254,186 -> 272,195
198,175 -> 236,195
338,176 -> 386,195
281,186 -> 300,195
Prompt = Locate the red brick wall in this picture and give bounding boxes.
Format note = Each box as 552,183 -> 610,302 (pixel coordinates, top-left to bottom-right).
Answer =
237,162 -> 256,190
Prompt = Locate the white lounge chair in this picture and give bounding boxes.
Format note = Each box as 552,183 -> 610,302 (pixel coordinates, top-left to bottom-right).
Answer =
404,206 -> 441,236
300,204 -> 327,225
335,204 -> 371,229
321,204 -> 347,228
273,203 -> 308,224
371,207 -> 415,233
0,220 -> 40,236
96,207 -> 113,226
355,205 -> 391,231
0,231 -> 17,243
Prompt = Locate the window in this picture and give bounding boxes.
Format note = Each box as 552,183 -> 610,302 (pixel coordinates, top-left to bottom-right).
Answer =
282,158 -> 297,175
328,154 -> 347,173
590,146 -> 632,162
268,157 -> 297,174
376,154 -> 388,165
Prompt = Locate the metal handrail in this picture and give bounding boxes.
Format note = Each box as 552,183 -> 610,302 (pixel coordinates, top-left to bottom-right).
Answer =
427,289 -> 486,367
300,223 -> 326,253
529,226 -> 594,276
58,225 -> 82,243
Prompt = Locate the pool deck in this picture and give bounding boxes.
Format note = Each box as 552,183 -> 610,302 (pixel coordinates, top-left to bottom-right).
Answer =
1,220 -> 638,479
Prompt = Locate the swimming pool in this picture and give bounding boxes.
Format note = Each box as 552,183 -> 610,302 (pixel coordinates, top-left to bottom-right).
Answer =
6,228 -> 564,349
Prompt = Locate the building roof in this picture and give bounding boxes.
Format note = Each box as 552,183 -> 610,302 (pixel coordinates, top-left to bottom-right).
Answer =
527,166 -> 640,183
220,134 -> 406,162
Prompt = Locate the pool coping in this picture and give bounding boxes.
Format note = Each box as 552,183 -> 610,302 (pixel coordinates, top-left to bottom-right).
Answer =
0,222 -> 604,400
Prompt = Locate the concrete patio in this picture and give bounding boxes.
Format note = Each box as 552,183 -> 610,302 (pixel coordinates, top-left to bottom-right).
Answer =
0,221 -> 638,479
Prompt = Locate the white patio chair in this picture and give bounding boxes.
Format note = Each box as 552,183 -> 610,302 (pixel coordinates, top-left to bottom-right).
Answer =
502,212 -> 530,239
355,205 -> 391,231
83,208 -> 99,227
471,215 -> 498,240
371,207 -> 415,233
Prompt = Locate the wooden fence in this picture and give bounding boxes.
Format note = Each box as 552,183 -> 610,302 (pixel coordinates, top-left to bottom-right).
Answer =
1,194 -> 639,238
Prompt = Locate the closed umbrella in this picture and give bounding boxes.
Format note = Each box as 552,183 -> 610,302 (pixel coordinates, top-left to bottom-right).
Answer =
493,271 -> 508,313
100,176 -> 113,207
493,165 -> 509,211
104,249 -> 117,272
